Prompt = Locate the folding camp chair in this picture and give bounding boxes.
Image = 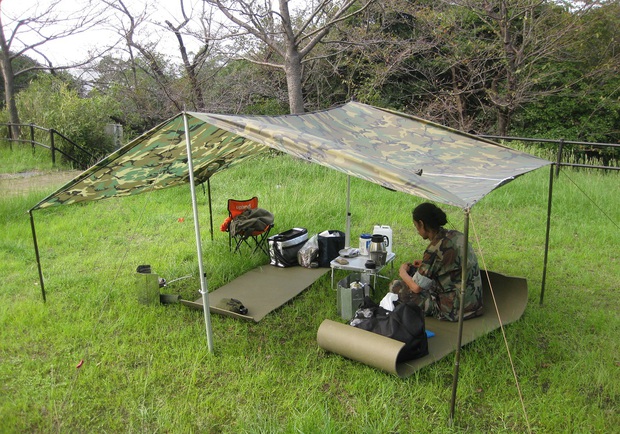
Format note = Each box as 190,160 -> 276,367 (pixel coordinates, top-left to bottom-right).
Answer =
224,197 -> 273,255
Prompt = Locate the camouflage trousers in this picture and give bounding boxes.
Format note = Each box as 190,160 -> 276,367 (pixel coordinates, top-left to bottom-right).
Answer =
391,279 -> 440,319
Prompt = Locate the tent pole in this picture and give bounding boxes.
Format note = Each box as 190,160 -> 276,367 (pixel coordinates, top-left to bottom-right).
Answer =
29,210 -> 46,302
208,178 -> 214,242
345,175 -> 351,248
183,112 -> 214,353
540,164 -> 555,305
449,208 -> 470,423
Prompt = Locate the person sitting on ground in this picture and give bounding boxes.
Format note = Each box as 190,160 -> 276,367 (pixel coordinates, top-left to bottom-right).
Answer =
388,202 -> 483,321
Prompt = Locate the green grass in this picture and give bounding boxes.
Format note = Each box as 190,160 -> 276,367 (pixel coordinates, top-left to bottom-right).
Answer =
0,143 -> 67,173
1,148 -> 619,433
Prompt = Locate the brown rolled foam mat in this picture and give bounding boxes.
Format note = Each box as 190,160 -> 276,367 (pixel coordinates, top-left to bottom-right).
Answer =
317,270 -> 528,377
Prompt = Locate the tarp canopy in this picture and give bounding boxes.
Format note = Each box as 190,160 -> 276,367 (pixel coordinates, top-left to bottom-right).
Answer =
29,101 -> 553,419
30,102 -> 551,212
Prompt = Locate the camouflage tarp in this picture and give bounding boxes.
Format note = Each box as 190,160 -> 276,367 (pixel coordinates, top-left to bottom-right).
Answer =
31,101 -> 551,211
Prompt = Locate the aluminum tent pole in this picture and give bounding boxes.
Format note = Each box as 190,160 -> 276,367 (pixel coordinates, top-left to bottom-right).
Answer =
345,175 -> 351,248
540,164 -> 555,305
183,112 -> 214,352
208,178 -> 214,242
449,208 -> 470,423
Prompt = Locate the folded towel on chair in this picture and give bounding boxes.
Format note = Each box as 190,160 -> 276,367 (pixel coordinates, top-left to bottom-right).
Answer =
229,208 -> 274,237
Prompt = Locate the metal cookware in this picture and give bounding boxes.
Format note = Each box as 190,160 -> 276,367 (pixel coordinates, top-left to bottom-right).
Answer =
368,234 -> 389,266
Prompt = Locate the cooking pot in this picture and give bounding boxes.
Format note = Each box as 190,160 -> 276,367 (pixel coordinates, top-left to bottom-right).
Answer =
368,234 -> 389,266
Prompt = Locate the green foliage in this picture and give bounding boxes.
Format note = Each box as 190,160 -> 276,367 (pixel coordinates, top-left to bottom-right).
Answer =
306,0 -> 619,144
243,96 -> 289,116
11,74 -> 123,165
510,1 -> 620,145
513,83 -> 620,143
1,156 -> 618,432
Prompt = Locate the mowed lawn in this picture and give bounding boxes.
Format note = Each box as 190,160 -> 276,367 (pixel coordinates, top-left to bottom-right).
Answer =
1,149 -> 619,433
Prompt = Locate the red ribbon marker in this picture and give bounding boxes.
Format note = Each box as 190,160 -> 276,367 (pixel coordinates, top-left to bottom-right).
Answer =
76,359 -> 84,369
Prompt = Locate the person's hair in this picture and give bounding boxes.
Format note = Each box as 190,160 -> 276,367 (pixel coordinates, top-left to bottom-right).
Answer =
412,202 -> 447,231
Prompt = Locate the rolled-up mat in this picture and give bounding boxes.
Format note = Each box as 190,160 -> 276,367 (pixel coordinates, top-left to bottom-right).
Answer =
317,270 -> 528,377
317,319 -> 406,374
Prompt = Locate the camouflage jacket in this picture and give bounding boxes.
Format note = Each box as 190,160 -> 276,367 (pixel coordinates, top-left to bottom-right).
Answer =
417,228 -> 483,321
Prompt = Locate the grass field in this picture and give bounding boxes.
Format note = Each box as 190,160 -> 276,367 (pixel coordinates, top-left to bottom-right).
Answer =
1,146 -> 618,433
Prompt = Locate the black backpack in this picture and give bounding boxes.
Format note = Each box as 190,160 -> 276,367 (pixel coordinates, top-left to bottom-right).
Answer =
351,297 -> 429,362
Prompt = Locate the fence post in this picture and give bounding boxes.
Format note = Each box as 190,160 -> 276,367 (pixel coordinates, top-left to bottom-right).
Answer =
7,123 -> 13,151
555,139 -> 564,178
50,129 -> 56,166
30,124 -> 36,154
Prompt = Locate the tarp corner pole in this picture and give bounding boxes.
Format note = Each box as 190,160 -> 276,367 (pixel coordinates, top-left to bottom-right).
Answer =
540,164 -> 555,305
183,112 -> 214,353
449,207 -> 470,424
345,175 -> 351,248
208,178 -> 214,242
29,210 -> 46,302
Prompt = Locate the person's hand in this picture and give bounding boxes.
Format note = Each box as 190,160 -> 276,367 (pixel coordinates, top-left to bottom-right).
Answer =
399,262 -> 411,280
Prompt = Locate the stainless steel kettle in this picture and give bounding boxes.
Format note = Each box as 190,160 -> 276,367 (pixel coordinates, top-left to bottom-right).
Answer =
368,234 -> 389,266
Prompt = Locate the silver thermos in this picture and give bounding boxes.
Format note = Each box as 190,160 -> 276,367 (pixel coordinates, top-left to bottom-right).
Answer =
368,234 -> 389,266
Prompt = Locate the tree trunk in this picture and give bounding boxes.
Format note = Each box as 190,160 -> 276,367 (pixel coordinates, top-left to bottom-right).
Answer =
0,22 -> 20,138
497,108 -> 510,137
285,48 -> 305,114
451,65 -> 466,130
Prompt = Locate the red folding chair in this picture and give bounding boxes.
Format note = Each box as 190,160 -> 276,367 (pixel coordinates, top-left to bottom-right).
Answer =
223,197 -> 273,255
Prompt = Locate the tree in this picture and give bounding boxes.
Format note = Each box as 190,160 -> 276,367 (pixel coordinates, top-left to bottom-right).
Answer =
205,0 -> 374,114
0,0 -> 107,138
99,0 -> 224,115
438,0 -> 602,136
305,0 -> 439,111
512,0 -> 620,143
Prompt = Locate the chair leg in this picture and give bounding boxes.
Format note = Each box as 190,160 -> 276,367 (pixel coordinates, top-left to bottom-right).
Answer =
252,226 -> 272,255
232,226 -> 272,256
234,236 -> 246,254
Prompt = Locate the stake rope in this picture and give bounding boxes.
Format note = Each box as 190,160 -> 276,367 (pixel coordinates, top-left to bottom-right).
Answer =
562,171 -> 619,230
470,215 -> 532,434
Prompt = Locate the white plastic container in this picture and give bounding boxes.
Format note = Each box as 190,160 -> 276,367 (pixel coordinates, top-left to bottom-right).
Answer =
373,225 -> 393,254
358,233 -> 372,256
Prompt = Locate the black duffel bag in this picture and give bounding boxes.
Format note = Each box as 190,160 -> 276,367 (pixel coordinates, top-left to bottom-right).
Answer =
350,297 -> 429,362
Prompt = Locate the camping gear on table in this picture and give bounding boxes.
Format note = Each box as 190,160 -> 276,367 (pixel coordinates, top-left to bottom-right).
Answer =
358,233 -> 372,255
364,259 -> 376,269
373,225 -> 393,254
368,233 -> 389,266
338,248 -> 359,258
337,273 -> 371,320
318,230 -> 346,267
269,227 -> 308,267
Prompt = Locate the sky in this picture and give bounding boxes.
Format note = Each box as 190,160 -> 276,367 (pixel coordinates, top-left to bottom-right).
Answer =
2,0 -> 205,66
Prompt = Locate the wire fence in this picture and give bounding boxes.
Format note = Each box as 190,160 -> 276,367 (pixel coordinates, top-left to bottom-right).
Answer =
478,135 -> 620,174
